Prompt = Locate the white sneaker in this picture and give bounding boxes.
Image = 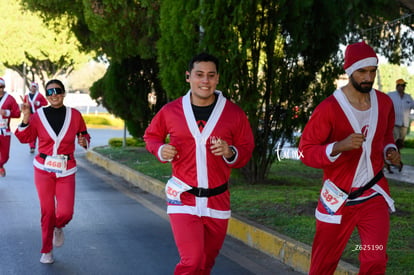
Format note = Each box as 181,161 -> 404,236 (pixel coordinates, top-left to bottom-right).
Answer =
40,252 -> 54,264
53,228 -> 64,248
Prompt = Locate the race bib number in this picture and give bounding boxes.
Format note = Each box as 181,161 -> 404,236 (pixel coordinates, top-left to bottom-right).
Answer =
0,119 -> 7,129
320,179 -> 348,215
44,155 -> 67,174
165,177 -> 192,205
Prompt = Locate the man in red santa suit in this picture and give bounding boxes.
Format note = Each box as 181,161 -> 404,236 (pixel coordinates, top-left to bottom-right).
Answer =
22,82 -> 48,153
144,52 -> 254,274
299,41 -> 401,275
0,77 -> 21,177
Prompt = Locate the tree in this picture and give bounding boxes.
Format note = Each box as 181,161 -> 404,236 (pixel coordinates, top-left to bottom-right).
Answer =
0,0 -> 89,90
90,56 -> 167,137
21,0 -> 167,137
22,0 -> 414,183
378,64 -> 414,95
157,0 -> 405,183
21,0 -> 160,62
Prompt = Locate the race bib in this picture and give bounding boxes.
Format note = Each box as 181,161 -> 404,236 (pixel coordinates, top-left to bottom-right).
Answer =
0,118 -> 7,129
320,179 -> 348,215
165,177 -> 192,205
44,155 -> 67,174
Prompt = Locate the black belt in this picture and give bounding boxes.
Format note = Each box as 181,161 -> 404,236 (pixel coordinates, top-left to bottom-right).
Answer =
348,170 -> 384,200
186,182 -> 228,197
39,153 -> 71,160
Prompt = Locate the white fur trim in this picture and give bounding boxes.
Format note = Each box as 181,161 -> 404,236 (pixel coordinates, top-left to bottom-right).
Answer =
345,57 -> 377,76
167,204 -> 231,219
224,145 -> 238,164
372,185 -> 395,212
158,144 -> 172,162
33,158 -> 77,177
326,142 -> 341,162
315,209 -> 342,224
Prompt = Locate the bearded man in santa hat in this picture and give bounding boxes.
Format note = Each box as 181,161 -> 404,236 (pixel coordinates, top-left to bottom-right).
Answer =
299,41 -> 401,274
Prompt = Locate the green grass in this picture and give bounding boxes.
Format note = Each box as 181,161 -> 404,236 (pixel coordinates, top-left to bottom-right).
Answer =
401,148 -> 414,166
94,146 -> 172,182
93,146 -> 414,274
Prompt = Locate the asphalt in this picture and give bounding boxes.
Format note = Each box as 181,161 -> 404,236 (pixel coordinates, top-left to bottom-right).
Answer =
85,148 -> 414,275
9,102 -> 412,274
86,146 -> 414,275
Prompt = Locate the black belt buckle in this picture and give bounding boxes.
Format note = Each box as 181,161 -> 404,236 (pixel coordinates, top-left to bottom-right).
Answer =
198,188 -> 208,197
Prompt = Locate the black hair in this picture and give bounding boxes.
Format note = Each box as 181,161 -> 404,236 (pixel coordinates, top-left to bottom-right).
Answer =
46,79 -> 65,92
188,52 -> 219,73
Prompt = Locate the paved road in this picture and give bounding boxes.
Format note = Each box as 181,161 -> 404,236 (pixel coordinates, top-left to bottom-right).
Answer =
0,129 -> 302,275
384,162 -> 414,184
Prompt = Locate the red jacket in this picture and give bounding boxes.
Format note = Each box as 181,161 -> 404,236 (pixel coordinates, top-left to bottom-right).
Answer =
299,89 -> 395,224
15,106 -> 90,177
144,91 -> 254,219
24,91 -> 48,114
0,92 -> 20,135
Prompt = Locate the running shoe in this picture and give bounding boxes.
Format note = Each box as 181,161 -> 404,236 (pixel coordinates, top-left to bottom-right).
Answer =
53,227 -> 64,247
40,252 -> 54,264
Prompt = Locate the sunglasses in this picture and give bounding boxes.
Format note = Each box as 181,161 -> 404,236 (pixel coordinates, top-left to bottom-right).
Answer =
0,86 -> 4,88
46,88 -> 64,96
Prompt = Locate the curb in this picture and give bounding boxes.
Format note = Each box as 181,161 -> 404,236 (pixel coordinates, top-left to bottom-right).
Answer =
86,149 -> 359,275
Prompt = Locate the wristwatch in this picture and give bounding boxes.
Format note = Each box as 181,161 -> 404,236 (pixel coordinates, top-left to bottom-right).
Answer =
229,146 -> 237,156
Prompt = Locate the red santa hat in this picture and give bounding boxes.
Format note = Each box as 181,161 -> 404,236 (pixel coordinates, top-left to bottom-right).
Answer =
343,41 -> 378,76
31,82 -> 38,89
0,77 -> 5,86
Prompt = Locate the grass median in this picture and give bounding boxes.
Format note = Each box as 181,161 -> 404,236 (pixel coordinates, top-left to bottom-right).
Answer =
93,145 -> 414,274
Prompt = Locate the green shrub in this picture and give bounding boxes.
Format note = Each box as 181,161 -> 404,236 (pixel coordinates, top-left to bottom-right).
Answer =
108,137 -> 145,147
83,116 -> 112,126
83,114 -> 124,128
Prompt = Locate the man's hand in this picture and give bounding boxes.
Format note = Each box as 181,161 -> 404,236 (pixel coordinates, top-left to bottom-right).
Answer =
0,109 -> 7,117
210,138 -> 234,159
331,133 -> 365,156
161,144 -> 178,161
78,133 -> 87,148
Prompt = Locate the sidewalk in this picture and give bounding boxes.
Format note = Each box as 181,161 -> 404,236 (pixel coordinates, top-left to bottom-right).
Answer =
384,164 -> 414,184
85,149 -> 360,275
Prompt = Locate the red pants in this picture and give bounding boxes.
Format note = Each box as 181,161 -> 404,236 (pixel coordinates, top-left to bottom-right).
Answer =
169,214 -> 228,275
310,196 -> 389,275
34,168 -> 76,253
0,135 -> 11,167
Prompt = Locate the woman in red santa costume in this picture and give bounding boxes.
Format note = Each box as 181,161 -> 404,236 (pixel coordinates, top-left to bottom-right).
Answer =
144,53 -> 254,274
0,77 -> 21,177
15,79 -> 90,264
299,41 -> 401,274
22,82 -> 48,153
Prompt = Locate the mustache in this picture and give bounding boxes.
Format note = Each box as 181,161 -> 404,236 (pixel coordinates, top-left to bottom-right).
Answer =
360,82 -> 373,86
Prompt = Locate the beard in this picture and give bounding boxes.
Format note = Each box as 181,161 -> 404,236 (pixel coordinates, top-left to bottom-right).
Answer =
350,75 -> 373,94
